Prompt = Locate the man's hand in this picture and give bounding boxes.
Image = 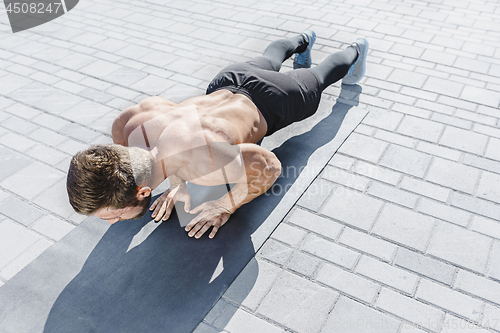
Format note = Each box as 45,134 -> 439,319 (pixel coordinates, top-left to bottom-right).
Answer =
185,200 -> 231,239
150,182 -> 191,222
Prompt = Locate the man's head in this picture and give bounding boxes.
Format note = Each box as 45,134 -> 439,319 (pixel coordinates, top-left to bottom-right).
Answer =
67,144 -> 154,223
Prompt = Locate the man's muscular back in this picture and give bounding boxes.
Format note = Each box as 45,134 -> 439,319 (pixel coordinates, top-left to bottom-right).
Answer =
111,90 -> 274,187
112,90 -> 267,148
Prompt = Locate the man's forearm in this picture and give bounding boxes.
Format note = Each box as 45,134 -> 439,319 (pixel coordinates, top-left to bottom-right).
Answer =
218,172 -> 279,214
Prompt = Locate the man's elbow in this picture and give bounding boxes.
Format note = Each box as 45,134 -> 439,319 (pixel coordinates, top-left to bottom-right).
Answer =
264,159 -> 281,180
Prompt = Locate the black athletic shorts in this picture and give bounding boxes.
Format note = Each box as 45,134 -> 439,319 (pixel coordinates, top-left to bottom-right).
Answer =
206,57 -> 321,136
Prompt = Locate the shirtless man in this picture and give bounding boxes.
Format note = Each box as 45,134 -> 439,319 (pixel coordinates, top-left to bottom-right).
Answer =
66,31 -> 368,239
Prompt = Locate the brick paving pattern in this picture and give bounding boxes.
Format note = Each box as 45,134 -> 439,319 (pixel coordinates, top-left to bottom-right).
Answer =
0,0 -> 499,332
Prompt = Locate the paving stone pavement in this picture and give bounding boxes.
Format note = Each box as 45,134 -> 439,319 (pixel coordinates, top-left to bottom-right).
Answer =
0,0 -> 500,332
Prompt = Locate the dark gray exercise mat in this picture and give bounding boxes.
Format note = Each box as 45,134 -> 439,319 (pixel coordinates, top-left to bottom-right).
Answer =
0,96 -> 368,333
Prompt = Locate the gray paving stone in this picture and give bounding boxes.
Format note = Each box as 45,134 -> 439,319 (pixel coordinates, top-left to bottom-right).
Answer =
59,101 -> 113,126
35,92 -> 85,115
387,69 -> 427,88
0,73 -> 32,95
103,67 -> 149,86
338,133 -> 389,163
32,179 -> 75,219
397,115 -> 444,142
423,77 -> 464,98
395,247 -> 455,285
223,258 -> 281,311
0,161 -> 65,200
427,221 -> 492,273
417,197 -> 470,227
426,158 -> 480,194
375,288 -> 444,332
461,85 -> 500,108
390,43 -> 425,59
488,241 -> 500,282
80,60 -> 123,78
380,144 -> 432,178
455,270 -> 500,306
0,147 -> 31,182
271,223 -> 306,247
456,109 -> 497,127
297,178 -> 336,211
374,129 -> 418,148
322,167 -> 371,192
401,177 -> 450,202
130,75 -> 176,95
471,215 -> 500,240
339,227 -> 397,262
0,238 -> 52,281
463,153 -> 500,175
451,192 -> 500,221
321,186 -> 384,231
257,271 -> 338,333
372,203 -> 435,251
416,278 -> 483,322
321,296 -> 400,333
25,144 -> 67,167
27,128 -> 67,146
0,219 -> 41,269
258,239 -> 294,267
222,308 -> 284,333
476,171 -> 500,204
0,196 -> 44,227
352,160 -> 401,185
316,262 -> 379,304
367,181 -> 418,208
481,304 -> 500,333
0,132 -> 37,152
356,255 -> 419,295
474,123 -> 500,140
31,114 -> 71,132
363,108 -> 403,131
31,215 -> 75,241
301,234 -> 360,270
287,251 -> 321,277
287,208 -> 343,241
439,126 -> 488,155
416,141 -> 462,162
421,49 -> 457,66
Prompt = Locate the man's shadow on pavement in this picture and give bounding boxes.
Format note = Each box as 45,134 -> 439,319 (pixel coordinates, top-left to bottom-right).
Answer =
43,86 -> 361,333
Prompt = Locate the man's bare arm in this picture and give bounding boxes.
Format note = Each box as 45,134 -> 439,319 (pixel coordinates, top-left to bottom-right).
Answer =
218,144 -> 281,213
185,143 -> 281,238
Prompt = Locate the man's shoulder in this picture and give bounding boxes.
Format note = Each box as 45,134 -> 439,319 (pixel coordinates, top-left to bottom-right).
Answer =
112,97 -> 178,145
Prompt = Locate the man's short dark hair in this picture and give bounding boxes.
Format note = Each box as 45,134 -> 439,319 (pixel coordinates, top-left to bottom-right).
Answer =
66,144 -> 151,215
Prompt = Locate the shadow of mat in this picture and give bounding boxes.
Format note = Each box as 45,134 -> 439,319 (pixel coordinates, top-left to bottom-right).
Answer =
0,92 -> 367,333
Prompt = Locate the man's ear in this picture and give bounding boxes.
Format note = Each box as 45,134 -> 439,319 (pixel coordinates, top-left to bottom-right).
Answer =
137,187 -> 152,200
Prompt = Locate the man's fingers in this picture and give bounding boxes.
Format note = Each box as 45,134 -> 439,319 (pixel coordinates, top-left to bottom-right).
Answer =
184,198 -> 191,212
153,201 -> 168,221
209,226 -> 219,239
162,199 -> 175,221
195,223 -> 213,239
149,197 -> 160,211
189,203 -> 204,215
185,215 -> 201,232
187,219 -> 207,237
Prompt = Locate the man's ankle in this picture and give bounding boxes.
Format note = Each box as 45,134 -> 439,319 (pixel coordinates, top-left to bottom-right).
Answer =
296,34 -> 309,53
351,42 -> 360,61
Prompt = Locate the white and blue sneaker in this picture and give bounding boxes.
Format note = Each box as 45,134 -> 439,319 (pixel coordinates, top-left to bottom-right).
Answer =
293,30 -> 316,69
342,38 -> 369,85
